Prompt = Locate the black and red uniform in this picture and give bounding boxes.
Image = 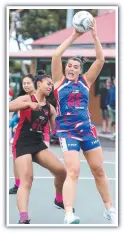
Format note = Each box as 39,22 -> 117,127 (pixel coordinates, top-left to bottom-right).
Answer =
12,95 -> 50,160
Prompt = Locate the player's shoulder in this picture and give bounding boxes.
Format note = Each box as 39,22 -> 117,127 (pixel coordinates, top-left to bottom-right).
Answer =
79,75 -> 90,88
54,76 -> 66,90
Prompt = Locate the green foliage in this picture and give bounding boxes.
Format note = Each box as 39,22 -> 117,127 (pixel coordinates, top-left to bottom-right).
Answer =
9,61 -> 21,73
74,9 -> 98,17
9,9 -> 98,41
9,60 -> 29,73
16,9 -> 66,40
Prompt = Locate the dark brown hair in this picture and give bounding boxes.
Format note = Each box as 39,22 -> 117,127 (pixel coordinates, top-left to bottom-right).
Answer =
34,70 -> 51,89
67,56 -> 88,69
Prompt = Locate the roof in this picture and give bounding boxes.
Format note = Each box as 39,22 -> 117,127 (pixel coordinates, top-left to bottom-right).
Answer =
32,10 -> 115,46
9,48 -> 115,59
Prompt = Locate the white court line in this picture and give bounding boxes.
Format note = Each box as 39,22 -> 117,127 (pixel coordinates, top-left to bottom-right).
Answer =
9,154 -> 115,165
9,176 -> 116,181
59,159 -> 115,165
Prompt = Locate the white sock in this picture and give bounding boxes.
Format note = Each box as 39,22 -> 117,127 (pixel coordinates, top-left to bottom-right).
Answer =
107,206 -> 115,212
65,212 -> 73,217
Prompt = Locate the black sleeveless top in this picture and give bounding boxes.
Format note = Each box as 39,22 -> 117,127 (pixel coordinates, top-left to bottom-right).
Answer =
13,95 -> 50,144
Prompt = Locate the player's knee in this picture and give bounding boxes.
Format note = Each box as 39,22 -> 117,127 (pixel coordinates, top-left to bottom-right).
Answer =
67,166 -> 80,180
20,174 -> 33,189
92,165 -> 105,180
58,166 -> 67,178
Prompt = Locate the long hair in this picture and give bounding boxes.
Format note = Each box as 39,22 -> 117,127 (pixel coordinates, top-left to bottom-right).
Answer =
17,73 -> 35,97
46,87 -> 57,109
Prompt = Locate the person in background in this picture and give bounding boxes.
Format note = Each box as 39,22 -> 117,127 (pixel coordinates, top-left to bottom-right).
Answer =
99,78 -> 112,134
107,78 -> 116,135
9,111 -> 20,144
9,87 -> 14,102
9,87 -> 15,143
9,74 -> 36,194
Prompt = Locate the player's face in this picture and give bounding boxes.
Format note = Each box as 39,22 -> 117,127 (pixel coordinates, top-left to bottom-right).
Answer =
106,79 -> 111,89
22,77 -> 35,94
65,59 -> 82,81
38,77 -> 53,96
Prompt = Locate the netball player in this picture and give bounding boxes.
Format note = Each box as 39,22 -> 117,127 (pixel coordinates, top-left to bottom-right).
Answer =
52,19 -> 116,224
9,71 -> 66,224
9,74 -> 36,194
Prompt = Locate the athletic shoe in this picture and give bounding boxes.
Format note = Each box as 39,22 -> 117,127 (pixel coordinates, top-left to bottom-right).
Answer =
103,207 -> 116,224
54,198 -> 75,213
18,220 -> 30,224
64,213 -> 80,224
9,185 -> 18,194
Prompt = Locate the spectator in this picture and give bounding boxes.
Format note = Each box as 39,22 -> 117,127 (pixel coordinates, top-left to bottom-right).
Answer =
107,78 -> 116,134
9,111 -> 20,144
99,78 -> 112,133
9,87 -> 16,143
9,87 -> 14,101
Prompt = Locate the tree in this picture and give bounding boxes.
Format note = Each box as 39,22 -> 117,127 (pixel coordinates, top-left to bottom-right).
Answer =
9,9 -> 29,75
10,9 -> 98,41
75,9 -> 98,17
16,9 -> 66,40
9,60 -> 30,73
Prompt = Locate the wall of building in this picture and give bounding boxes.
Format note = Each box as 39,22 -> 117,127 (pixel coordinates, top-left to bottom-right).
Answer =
89,83 -> 102,125
30,61 -> 36,75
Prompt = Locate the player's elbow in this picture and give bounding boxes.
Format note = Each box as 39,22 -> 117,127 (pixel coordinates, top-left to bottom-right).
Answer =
52,52 -> 57,57
100,58 -> 105,64
52,51 -> 61,58
98,55 -> 105,64
97,58 -> 105,66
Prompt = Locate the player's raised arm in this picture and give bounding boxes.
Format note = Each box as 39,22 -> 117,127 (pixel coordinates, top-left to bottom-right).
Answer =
52,30 -> 84,84
83,19 -> 104,87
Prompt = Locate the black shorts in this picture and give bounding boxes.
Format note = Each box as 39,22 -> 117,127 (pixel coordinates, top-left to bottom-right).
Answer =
101,109 -> 109,120
12,138 -> 48,160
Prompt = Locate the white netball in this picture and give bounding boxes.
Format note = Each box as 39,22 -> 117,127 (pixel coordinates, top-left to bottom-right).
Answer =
72,10 -> 94,33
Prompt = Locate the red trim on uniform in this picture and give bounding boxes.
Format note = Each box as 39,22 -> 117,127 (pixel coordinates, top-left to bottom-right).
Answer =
54,88 -> 61,116
31,95 -> 35,101
54,76 -> 65,91
12,108 -> 31,159
12,117 -> 25,159
43,122 -> 50,142
53,88 -> 58,100
88,109 -> 91,118
82,75 -> 90,89
54,77 -> 66,117
91,125 -> 98,138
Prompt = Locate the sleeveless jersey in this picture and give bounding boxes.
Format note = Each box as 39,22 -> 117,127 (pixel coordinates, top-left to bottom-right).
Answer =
12,95 -> 50,150
54,76 -> 95,141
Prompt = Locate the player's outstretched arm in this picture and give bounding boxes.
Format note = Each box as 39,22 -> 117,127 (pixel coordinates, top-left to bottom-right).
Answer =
52,29 -> 83,84
83,19 -> 104,87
